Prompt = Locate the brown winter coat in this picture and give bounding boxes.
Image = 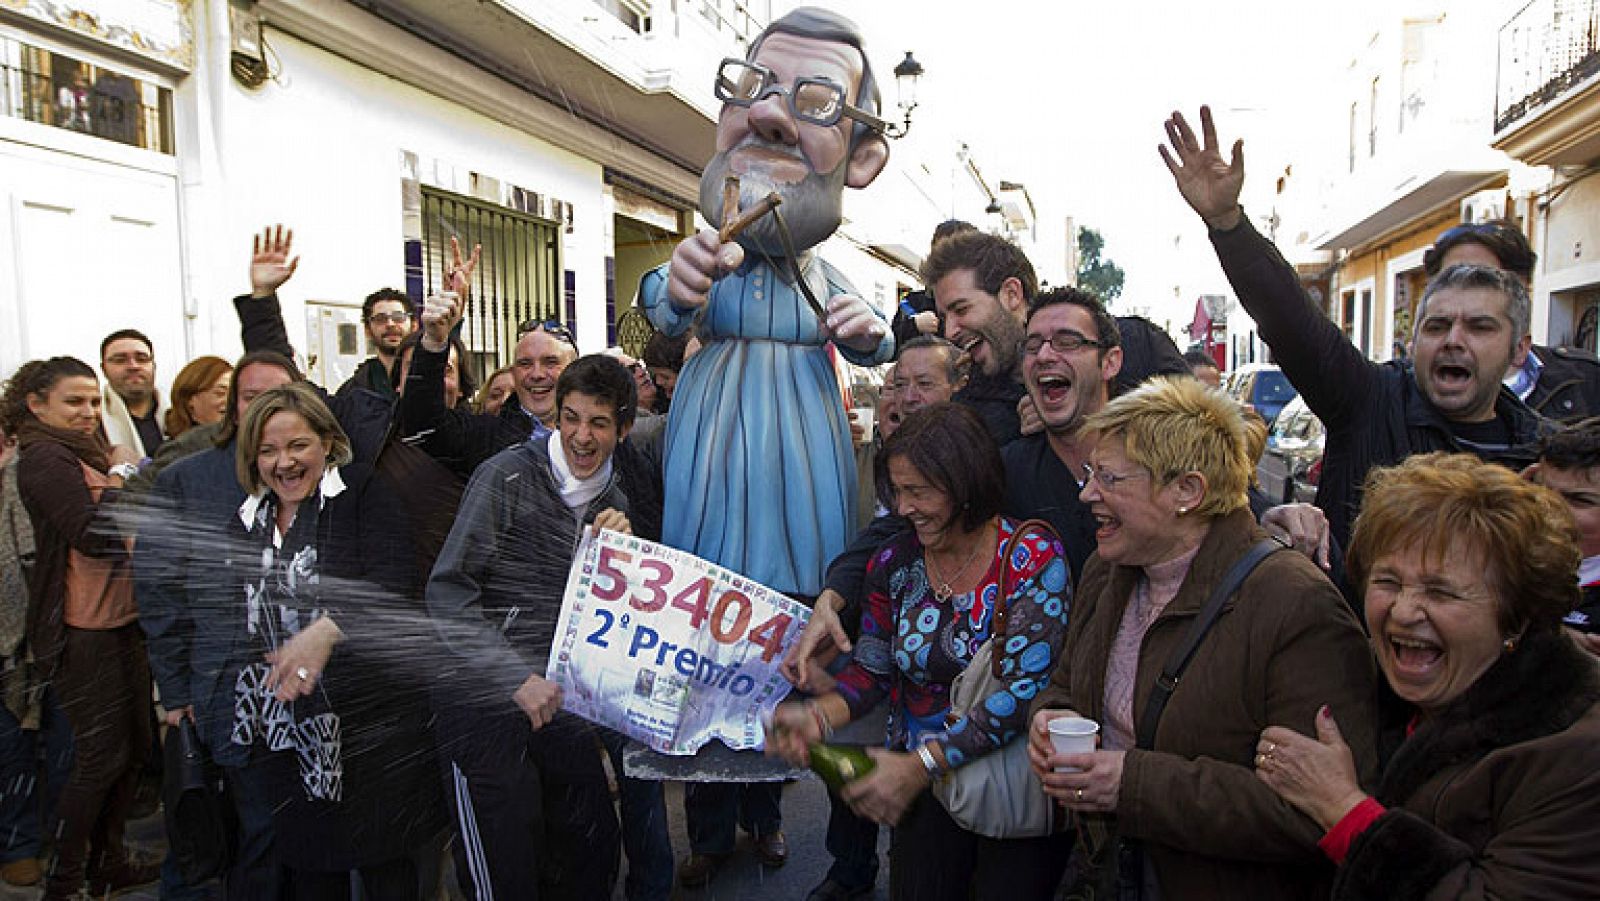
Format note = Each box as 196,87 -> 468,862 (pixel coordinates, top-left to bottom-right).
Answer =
1032,509 -> 1380,899
1334,626 -> 1600,900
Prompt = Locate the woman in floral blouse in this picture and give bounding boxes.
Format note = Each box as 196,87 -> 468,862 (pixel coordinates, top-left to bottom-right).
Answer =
769,402 -> 1073,900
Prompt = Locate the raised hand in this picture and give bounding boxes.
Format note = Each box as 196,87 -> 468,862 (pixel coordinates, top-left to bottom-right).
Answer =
250,224 -> 300,298
666,229 -> 744,311
446,236 -> 481,300
1159,105 -> 1245,230
420,292 -> 463,353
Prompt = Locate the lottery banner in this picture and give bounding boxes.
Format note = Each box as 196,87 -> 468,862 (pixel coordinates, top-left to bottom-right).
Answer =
547,529 -> 810,755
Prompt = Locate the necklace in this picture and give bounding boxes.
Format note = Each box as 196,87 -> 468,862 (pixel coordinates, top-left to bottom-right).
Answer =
924,524 -> 993,602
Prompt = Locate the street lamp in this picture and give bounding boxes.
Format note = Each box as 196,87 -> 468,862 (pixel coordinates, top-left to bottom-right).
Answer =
884,51 -> 924,139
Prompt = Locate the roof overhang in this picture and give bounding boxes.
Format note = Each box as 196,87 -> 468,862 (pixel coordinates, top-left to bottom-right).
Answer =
262,0 -> 716,203
1313,169 -> 1506,251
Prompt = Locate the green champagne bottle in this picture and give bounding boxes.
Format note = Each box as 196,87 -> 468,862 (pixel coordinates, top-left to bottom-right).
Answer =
808,743 -> 875,792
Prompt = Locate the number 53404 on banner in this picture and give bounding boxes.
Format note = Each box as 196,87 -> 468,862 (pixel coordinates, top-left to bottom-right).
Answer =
587,546 -> 794,663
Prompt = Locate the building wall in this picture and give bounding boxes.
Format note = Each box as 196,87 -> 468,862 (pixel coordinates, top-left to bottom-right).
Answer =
1540,171 -> 1600,347
182,26 -> 609,365
1333,205 -> 1460,359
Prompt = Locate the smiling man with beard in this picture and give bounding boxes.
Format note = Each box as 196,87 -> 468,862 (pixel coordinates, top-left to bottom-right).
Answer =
920,230 -> 1034,445
1161,105 -> 1549,551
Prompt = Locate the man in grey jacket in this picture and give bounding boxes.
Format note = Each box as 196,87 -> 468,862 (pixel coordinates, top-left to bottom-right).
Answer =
425,354 -> 637,901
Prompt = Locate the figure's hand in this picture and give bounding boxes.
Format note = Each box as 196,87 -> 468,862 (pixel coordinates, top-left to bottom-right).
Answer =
1262,503 -> 1331,570
446,236 -> 481,300
265,616 -> 342,702
667,229 -> 744,311
913,310 -> 939,335
1026,707 -> 1083,778
1017,394 -> 1043,437
823,295 -> 888,355
840,748 -> 929,826
593,508 -> 632,536
108,444 -> 142,469
1159,106 -> 1245,231
780,590 -> 851,691
1255,707 -> 1369,831
763,702 -> 821,766
250,224 -> 300,298
420,291 -> 463,353
162,705 -> 194,728
1040,749 -> 1124,813
513,674 -> 563,730
1568,628 -> 1600,658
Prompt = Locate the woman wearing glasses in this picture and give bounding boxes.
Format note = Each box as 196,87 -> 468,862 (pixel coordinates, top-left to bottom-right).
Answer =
1027,377 -> 1378,900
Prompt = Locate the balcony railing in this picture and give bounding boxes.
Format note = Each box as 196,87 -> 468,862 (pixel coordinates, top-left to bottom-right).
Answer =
1496,0 -> 1600,133
0,37 -> 174,154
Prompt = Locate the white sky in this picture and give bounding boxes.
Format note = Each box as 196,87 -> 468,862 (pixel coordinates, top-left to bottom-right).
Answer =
786,0 -> 1399,332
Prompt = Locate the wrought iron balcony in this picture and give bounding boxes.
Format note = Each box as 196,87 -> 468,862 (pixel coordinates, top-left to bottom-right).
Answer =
1495,0 -> 1600,134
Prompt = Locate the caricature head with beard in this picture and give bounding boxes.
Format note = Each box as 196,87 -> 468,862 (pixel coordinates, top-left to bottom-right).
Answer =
698,8 -> 890,258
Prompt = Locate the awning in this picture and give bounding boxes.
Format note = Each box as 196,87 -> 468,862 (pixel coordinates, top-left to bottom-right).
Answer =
1312,169 -> 1506,251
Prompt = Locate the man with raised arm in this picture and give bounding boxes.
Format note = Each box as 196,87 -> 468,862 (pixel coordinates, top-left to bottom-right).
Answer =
1160,105 -> 1548,550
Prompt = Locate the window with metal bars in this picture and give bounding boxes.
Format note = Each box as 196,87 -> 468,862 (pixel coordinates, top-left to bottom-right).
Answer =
419,187 -> 563,383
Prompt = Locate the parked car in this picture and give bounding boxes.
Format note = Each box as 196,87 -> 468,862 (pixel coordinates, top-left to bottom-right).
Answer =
1256,394 -> 1324,505
1226,363 -> 1297,425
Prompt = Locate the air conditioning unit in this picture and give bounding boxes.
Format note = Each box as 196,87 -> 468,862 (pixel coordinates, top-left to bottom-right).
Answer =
1460,189 -> 1505,224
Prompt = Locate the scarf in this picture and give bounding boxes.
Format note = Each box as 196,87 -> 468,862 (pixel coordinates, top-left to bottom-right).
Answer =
546,430 -> 610,511
15,418 -> 110,473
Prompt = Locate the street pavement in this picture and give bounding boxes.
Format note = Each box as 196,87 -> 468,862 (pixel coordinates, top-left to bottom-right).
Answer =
0,774 -> 888,900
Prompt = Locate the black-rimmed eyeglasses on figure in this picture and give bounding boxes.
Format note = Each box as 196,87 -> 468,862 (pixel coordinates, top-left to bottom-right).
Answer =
1020,330 -> 1107,357
714,58 -> 886,133
368,311 -> 411,326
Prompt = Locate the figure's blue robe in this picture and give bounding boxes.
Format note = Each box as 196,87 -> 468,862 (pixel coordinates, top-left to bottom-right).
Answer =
640,255 -> 894,596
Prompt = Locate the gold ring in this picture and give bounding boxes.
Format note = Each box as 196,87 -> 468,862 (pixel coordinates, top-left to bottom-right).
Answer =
1266,741 -> 1277,755
1255,753 -> 1268,768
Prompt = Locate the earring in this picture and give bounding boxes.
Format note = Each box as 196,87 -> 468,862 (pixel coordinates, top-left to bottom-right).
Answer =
1502,637 -> 1518,654
1177,506 -> 1188,515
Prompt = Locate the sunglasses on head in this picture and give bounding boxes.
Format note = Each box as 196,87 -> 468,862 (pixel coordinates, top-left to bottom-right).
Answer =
517,319 -> 577,348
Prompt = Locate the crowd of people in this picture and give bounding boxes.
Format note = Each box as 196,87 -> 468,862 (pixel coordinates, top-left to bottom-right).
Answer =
2,23 -> 1600,901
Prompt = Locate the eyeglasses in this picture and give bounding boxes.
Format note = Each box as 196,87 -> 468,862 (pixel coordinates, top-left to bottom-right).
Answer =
368,311 -> 411,325
1021,330 -> 1107,357
714,58 -> 886,132
1081,463 -> 1148,491
517,319 -> 578,349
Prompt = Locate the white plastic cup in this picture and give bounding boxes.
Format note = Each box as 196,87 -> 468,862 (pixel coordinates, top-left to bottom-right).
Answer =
851,406 -> 875,443
1047,716 -> 1100,773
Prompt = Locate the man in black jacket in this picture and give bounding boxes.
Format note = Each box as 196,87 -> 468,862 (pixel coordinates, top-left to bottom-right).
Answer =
425,356 -> 637,900
1160,105 -> 1550,550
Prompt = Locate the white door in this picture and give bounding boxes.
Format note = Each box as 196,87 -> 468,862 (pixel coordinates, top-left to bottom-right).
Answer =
0,139 -> 185,393
303,301 -> 365,393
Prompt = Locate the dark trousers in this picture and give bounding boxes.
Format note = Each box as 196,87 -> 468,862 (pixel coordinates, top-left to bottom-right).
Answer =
599,732 -> 674,901
47,624 -> 152,895
888,791 -> 1071,901
825,789 -> 880,888
439,708 -> 619,901
0,689 -> 73,862
284,851 -> 425,896
221,760 -> 285,901
683,780 -> 783,855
